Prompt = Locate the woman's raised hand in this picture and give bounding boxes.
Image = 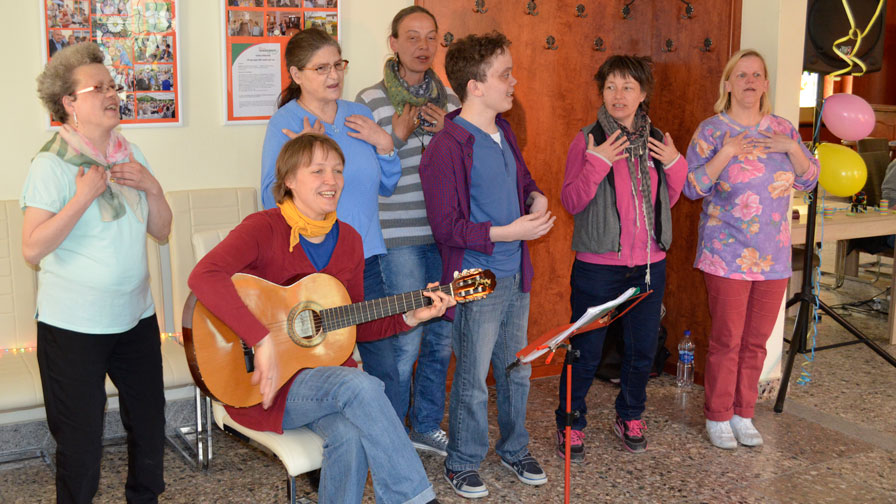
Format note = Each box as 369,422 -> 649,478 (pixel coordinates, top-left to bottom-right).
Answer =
109,153 -> 164,196
588,130 -> 629,163
281,116 -> 325,139
345,114 -> 395,155
648,132 -> 680,165
721,130 -> 757,158
75,165 -> 108,204
754,129 -> 797,155
391,104 -> 420,142
420,103 -> 447,134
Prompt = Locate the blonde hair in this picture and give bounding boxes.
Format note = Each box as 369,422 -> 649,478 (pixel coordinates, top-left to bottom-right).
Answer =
714,49 -> 770,115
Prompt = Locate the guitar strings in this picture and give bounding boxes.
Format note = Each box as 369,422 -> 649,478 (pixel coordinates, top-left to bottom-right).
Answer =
254,284 -> 455,334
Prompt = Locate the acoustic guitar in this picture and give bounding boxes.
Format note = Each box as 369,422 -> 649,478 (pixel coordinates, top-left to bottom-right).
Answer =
182,269 -> 496,408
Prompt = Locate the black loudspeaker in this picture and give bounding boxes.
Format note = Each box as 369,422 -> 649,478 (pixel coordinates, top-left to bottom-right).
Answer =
803,0 -> 887,73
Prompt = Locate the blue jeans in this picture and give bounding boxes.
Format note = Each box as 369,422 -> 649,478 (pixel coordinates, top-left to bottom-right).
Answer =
447,273 -> 532,471
282,366 -> 435,504
355,255 -> 400,406
356,247 -> 452,433
555,259 -> 666,430
380,244 -> 453,433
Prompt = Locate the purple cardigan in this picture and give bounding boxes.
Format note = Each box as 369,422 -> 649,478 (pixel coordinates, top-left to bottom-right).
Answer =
419,109 -> 542,319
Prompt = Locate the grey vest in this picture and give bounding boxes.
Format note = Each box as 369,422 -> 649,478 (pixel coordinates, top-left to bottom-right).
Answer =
570,122 -> 674,255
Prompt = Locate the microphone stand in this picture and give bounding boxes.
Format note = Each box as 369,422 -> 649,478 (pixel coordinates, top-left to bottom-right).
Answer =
508,291 -> 649,503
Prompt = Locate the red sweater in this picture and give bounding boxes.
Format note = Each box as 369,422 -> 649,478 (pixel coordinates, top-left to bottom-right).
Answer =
188,209 -> 410,433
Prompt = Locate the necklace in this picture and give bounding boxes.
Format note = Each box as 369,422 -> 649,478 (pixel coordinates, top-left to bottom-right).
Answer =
413,126 -> 432,154
297,97 -> 336,124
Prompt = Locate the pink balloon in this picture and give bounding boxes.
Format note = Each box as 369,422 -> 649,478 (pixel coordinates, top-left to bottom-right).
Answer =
822,93 -> 875,141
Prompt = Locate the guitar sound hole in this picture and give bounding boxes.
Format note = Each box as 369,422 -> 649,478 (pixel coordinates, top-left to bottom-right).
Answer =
293,310 -> 322,340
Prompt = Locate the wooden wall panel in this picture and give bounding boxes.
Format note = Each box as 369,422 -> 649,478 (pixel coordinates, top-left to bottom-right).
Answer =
420,0 -> 741,381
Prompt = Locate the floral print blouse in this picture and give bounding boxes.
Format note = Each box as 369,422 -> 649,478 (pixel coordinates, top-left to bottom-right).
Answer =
684,113 -> 820,280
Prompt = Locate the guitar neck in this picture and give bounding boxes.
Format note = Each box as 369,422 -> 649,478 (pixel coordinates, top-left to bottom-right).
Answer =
320,284 -> 452,332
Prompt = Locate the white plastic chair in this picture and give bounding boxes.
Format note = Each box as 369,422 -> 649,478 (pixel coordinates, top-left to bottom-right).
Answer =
189,226 -> 324,504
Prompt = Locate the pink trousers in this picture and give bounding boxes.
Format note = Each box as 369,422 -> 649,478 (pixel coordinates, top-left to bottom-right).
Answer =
702,273 -> 788,421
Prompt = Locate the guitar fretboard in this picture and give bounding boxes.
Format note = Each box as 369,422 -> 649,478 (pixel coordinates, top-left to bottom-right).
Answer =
320,284 -> 453,332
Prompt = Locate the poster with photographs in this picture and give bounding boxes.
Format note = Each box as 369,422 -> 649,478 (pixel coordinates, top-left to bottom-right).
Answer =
42,0 -> 181,127
223,0 -> 339,123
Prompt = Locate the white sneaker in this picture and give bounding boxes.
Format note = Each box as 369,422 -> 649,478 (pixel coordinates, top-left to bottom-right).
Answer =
706,419 -> 737,449
729,415 -> 763,446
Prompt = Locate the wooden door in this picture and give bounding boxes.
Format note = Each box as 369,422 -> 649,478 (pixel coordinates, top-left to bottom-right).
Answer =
420,0 -> 742,381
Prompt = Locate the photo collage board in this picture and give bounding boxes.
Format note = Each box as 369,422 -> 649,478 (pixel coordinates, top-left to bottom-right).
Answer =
44,0 -> 180,126
224,0 -> 339,122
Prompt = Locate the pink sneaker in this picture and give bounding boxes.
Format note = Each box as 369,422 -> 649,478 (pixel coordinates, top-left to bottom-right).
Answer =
555,428 -> 585,462
613,415 -> 647,453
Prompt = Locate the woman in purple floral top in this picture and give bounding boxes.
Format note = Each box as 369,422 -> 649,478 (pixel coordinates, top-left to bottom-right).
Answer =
684,49 -> 819,450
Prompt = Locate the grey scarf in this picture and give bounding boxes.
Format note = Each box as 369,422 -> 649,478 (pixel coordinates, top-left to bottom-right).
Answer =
597,105 -> 655,285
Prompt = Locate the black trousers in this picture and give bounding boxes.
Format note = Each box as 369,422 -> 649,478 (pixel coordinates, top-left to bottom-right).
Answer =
37,315 -> 166,504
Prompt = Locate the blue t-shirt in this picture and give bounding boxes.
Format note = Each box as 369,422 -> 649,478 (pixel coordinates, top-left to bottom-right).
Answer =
300,222 -> 339,271
20,145 -> 155,333
260,99 -> 401,258
453,116 -> 522,279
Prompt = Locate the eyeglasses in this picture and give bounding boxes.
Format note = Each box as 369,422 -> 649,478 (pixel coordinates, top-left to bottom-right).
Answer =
301,59 -> 349,75
72,83 -> 125,97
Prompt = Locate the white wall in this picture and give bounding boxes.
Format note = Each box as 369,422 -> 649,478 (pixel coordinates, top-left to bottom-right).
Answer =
0,0 -> 411,201
741,0 -> 809,383
741,0 -> 808,126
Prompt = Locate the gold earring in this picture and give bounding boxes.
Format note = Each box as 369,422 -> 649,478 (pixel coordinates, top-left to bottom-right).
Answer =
73,110 -> 79,128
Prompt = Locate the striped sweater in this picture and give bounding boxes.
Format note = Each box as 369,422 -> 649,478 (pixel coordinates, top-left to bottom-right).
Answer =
355,81 -> 460,248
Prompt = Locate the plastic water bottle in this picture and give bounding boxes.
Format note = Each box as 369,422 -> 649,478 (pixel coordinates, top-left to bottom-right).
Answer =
676,330 -> 695,388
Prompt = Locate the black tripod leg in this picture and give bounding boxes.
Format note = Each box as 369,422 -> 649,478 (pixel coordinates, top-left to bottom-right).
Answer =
785,294 -> 800,309
816,301 -> 896,367
775,296 -> 811,413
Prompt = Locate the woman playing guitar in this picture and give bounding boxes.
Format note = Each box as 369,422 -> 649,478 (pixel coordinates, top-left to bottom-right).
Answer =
188,133 -> 451,504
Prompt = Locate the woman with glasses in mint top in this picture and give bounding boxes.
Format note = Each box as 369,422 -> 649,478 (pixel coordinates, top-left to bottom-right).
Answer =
260,28 -> 400,310
22,43 -> 172,503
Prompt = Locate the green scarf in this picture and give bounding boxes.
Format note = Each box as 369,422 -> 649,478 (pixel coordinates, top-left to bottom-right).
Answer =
383,57 -> 448,125
37,125 -> 144,222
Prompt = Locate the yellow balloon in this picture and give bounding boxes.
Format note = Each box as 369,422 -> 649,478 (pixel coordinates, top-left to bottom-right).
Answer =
816,143 -> 867,197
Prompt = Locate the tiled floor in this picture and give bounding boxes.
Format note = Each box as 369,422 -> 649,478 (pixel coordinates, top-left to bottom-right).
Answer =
2,259 -> 895,503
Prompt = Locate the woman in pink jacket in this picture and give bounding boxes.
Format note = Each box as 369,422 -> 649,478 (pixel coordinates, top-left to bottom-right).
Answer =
554,55 -> 687,460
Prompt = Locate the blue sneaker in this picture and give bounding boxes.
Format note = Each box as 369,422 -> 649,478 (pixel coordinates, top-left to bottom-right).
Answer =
410,428 -> 448,457
444,465 -> 488,499
500,452 -> 548,486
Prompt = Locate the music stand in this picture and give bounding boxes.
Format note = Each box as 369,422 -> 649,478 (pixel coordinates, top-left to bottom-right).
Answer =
507,287 -> 649,504
774,87 -> 896,413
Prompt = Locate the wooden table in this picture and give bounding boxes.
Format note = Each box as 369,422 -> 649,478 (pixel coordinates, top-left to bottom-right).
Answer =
791,206 -> 896,343
840,139 -> 896,159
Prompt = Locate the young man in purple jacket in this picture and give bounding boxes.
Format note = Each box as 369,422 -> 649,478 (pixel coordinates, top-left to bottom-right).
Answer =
419,31 -> 555,499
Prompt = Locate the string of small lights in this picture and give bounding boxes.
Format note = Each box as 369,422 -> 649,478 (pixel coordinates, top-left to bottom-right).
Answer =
0,332 -> 183,359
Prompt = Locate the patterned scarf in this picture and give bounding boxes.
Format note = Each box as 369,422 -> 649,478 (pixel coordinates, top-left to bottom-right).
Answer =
597,105 -> 655,286
277,197 -> 337,253
383,57 -> 448,133
38,125 -> 144,222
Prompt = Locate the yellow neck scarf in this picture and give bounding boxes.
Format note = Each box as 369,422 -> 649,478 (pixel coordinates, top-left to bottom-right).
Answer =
277,198 -> 337,252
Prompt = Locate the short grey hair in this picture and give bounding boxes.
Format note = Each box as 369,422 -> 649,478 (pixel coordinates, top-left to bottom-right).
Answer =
37,43 -> 105,124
